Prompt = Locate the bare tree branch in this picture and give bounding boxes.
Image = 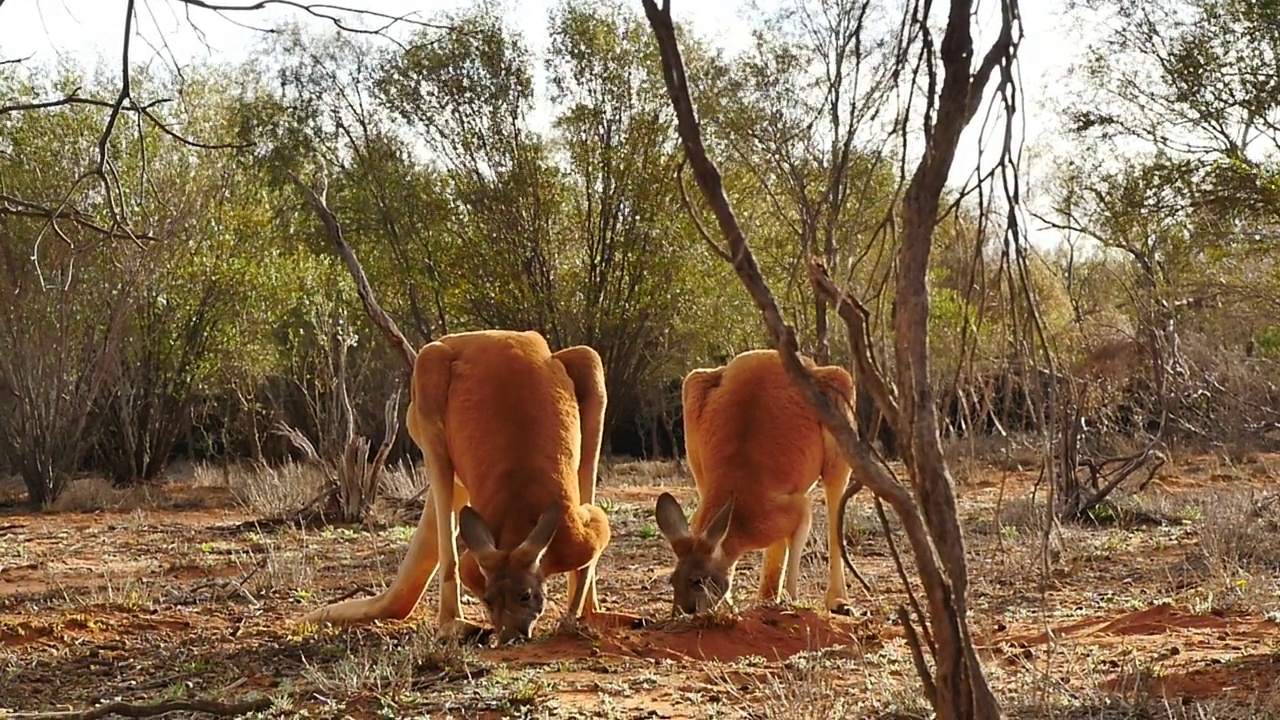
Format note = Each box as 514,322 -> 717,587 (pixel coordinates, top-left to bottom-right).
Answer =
2,94 -> 251,154
98,0 -> 139,182
172,0 -> 452,34
676,158 -> 732,262
288,171 -> 418,371
0,192 -> 161,243
809,260 -> 899,427
0,91 -> 159,114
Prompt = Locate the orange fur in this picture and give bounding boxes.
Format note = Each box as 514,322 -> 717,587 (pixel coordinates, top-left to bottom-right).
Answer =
658,349 -> 856,614
300,330 -> 610,641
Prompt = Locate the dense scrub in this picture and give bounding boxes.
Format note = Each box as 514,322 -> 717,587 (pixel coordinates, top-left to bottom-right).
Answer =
1,0 -> 1278,507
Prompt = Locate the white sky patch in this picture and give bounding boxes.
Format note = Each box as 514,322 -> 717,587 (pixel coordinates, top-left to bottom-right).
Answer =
2,0 -> 1094,250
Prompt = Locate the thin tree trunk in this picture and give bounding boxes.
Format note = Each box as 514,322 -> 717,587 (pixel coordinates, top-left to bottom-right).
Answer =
641,1 -> 1016,716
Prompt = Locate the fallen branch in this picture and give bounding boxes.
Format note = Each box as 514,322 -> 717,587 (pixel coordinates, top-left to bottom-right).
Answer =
324,583 -> 375,605
8,696 -> 271,720
1072,447 -> 1167,518
219,557 -> 268,603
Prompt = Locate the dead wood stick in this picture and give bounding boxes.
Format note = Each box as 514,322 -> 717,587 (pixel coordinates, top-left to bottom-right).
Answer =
9,696 -> 271,719
322,583 -> 374,605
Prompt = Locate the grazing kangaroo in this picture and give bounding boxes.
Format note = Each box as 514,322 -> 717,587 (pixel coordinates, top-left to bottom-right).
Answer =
301,330 -> 611,644
655,349 -> 856,616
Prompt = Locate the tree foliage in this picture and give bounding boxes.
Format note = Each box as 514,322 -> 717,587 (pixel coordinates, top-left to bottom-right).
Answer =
2,0 -> 1278,509
1045,0 -> 1280,456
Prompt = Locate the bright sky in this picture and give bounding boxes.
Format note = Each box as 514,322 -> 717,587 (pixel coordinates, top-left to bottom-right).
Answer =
1,0 -> 1087,249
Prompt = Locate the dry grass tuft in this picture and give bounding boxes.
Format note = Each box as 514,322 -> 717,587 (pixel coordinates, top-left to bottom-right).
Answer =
720,651 -> 861,719
1196,488 -> 1280,571
301,623 -> 479,698
56,568 -> 165,609
298,624 -> 558,716
604,458 -> 688,486
648,603 -> 740,632
378,461 -> 423,501
707,642 -> 933,719
48,477 -> 134,513
946,434 -> 1046,480
226,529 -> 319,598
1188,486 -> 1280,616
189,462 -> 234,488
47,476 -> 226,513
225,462 -> 327,519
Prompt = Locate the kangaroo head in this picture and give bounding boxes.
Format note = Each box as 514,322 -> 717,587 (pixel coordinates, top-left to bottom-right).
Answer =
654,492 -> 735,615
458,502 -> 563,644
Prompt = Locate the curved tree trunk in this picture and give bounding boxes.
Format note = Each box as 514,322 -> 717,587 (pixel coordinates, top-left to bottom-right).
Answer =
641,0 -> 1017,716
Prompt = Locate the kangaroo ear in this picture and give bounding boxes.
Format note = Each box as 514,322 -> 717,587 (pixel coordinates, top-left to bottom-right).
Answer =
515,501 -> 563,568
459,505 -> 501,575
655,492 -> 691,546
702,495 -> 734,552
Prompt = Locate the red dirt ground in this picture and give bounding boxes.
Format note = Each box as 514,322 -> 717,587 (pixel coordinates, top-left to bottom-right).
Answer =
2,455 -> 1279,717
987,603 -> 1280,700
485,606 -> 879,666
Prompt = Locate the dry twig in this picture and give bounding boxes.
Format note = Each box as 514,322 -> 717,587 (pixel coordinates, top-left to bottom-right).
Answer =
7,696 -> 271,720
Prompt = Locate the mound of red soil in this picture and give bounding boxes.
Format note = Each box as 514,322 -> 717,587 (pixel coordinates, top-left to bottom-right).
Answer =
490,606 -> 876,665
992,603 -> 1277,648
1137,651 -> 1280,700
987,603 -> 1280,700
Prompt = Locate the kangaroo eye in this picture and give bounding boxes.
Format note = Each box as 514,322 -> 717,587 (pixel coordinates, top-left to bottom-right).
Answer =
691,577 -> 706,589
521,589 -> 535,603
